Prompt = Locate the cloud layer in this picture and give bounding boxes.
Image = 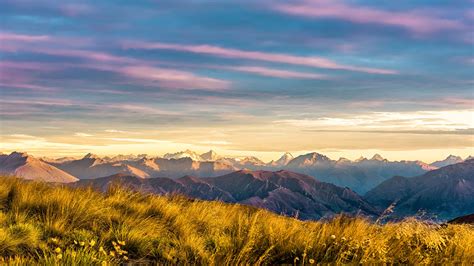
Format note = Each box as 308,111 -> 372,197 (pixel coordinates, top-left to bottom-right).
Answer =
0,0 -> 472,161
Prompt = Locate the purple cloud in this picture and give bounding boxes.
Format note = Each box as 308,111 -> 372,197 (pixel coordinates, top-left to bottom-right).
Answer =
225,66 -> 327,79
119,66 -> 230,91
273,0 -> 465,34
0,32 -> 230,91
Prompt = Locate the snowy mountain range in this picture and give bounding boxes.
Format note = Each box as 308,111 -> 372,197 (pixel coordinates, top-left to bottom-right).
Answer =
0,150 -> 470,194
1,150 -> 472,194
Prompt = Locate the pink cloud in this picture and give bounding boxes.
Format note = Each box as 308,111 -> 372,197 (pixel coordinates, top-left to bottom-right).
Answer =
0,32 -> 230,91
123,41 -> 396,74
25,48 -> 136,64
0,82 -> 58,92
227,66 -> 327,79
120,66 -> 230,90
274,0 -> 465,34
0,98 -> 76,106
0,32 -> 50,42
0,61 -> 62,71
59,3 -> 94,17
0,32 -> 93,52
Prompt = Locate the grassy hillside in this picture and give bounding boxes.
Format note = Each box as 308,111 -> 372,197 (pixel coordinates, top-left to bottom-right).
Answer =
0,177 -> 473,265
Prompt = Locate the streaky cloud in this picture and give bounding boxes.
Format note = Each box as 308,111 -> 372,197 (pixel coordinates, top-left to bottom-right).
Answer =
273,0 -> 466,34
122,41 -> 397,74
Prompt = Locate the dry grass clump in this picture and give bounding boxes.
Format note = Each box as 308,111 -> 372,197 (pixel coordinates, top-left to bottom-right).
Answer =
0,177 -> 473,265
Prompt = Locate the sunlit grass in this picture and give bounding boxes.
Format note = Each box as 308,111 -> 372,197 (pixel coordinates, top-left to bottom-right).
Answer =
0,177 -> 472,264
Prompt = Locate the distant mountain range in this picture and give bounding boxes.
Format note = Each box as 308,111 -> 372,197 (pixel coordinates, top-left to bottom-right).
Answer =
365,159 -> 474,220
1,150 -> 472,194
1,150 -> 472,221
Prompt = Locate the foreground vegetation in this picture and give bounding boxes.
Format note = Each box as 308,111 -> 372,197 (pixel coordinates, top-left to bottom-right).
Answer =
0,177 -> 473,265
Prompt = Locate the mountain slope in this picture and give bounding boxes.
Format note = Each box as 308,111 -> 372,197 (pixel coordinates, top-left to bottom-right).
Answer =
365,160 -> 474,220
76,170 -> 378,220
269,152 -> 294,167
51,154 -> 150,179
0,152 -> 78,183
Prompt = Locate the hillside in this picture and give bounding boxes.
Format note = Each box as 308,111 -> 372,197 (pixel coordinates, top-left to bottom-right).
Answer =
0,177 -> 473,264
0,152 -> 78,183
365,160 -> 474,220
75,170 -> 378,220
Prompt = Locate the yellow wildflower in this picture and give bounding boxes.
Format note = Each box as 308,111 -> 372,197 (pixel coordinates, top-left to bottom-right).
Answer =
118,240 -> 126,246
309,258 -> 315,264
79,241 -> 85,246
330,235 -> 336,240
90,240 -> 96,247
54,247 -> 62,253
57,254 -> 62,259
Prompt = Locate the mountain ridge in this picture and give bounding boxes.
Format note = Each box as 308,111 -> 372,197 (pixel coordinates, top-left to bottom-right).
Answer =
365,159 -> 474,220
5,150 -> 472,193
75,169 -> 379,220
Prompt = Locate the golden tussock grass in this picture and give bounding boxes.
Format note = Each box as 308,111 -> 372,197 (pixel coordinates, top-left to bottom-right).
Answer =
0,177 -> 473,265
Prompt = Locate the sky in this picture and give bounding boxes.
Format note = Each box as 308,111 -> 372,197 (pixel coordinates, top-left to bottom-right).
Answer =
0,0 -> 473,162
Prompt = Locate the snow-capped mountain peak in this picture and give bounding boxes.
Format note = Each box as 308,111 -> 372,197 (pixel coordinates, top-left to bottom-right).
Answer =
370,154 -> 386,161
164,150 -> 203,161
273,152 -> 294,166
430,155 -> 464,168
200,150 -> 220,161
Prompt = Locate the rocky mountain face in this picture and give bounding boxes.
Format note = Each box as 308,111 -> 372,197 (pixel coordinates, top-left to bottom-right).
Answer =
365,160 -> 474,220
0,152 -> 78,183
75,170 -> 379,220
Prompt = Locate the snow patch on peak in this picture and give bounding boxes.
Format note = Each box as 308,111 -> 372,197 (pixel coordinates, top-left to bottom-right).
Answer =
370,154 -> 385,161
164,150 -> 203,161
